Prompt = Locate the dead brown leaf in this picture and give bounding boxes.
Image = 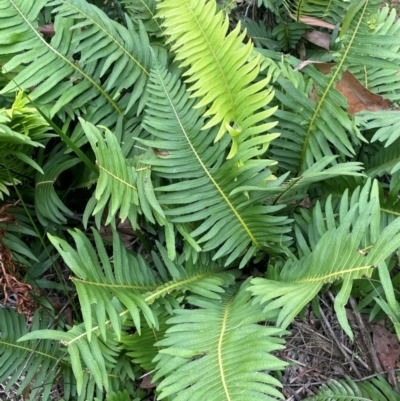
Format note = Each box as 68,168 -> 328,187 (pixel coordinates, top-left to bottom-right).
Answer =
0,204 -> 36,315
303,31 -> 331,50
314,63 -> 393,114
140,374 -> 157,389
290,14 -> 336,30
372,325 -> 400,387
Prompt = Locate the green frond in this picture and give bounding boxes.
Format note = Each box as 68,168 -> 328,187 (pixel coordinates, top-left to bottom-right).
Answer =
357,110 -> 400,147
364,138 -> 400,178
140,63 -> 291,265
122,0 -> 163,37
0,91 -> 52,197
153,281 -> 288,401
48,227 -> 236,341
289,0 -> 349,24
35,147 -> 80,226
305,375 -> 400,401
241,17 -> 279,50
348,5 -> 400,102
250,192 -> 400,339
156,0 -> 277,157
270,62 -> 359,174
0,308 -> 71,401
19,323 -> 121,396
272,22 -> 306,51
120,312 -> 169,371
0,0 -> 151,137
80,119 -> 140,227
49,0 -> 152,113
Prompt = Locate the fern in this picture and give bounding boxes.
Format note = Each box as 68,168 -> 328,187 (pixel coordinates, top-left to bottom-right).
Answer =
250,191 -> 400,338
0,308 -> 72,401
0,0 -> 151,143
305,375 -> 400,401
157,0 -> 278,157
153,281 -> 288,401
139,62 -> 291,265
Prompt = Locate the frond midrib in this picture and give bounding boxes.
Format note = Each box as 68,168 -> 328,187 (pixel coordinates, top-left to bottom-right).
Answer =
296,265 -> 373,283
97,163 -> 137,191
218,295 -> 233,400
297,0 -> 368,173
0,338 -> 65,365
67,269 -> 227,345
7,0 -> 122,115
155,68 -> 260,248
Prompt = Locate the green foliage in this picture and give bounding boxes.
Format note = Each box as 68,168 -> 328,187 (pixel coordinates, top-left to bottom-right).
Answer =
2,0 -> 400,400
304,375 -> 399,401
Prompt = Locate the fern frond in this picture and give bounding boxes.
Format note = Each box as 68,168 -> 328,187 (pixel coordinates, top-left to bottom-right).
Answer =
0,308 -> 71,401
80,119 -> 140,227
0,91 -> 52,198
273,22 -> 307,51
120,312 -> 169,371
357,110 -> 400,147
49,0 -> 152,113
140,63 -> 291,265
250,193 -> 400,339
348,5 -> 400,102
289,0 -> 348,24
35,147 -> 80,227
305,375 -> 400,401
48,227 -> 236,341
0,0 -> 151,136
156,0 -> 277,157
364,138 -> 400,178
122,0 -> 163,37
153,281 -> 288,401
270,63 -> 359,174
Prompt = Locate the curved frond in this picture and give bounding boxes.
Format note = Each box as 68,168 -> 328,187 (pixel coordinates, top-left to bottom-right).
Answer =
348,5 -> 400,102
157,0 -> 277,157
305,375 -> 400,401
35,147 -> 80,226
153,281 -> 288,401
80,119 -> 140,227
250,193 -> 400,339
140,63 -> 291,265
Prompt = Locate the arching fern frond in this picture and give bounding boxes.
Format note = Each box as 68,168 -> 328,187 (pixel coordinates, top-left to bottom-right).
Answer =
305,375 -> 400,401
80,119 -> 140,228
250,193 -> 400,339
35,147 -> 80,227
153,281 -> 287,401
139,63 -> 291,265
156,0 -> 277,157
